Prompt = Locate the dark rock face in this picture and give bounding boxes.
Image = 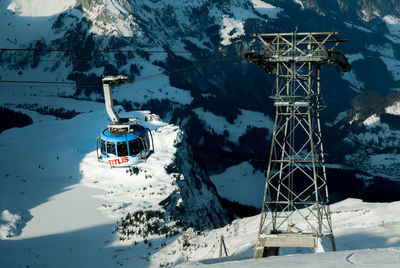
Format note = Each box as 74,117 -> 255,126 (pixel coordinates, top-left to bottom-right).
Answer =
162,134 -> 228,230
115,132 -> 228,241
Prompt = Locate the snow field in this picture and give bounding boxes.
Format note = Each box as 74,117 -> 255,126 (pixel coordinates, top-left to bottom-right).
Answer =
251,0 -> 282,19
7,0 -> 76,17
79,121 -> 182,224
193,108 -> 274,144
366,42 -> 400,83
0,101 -> 189,267
177,247 -> 400,267
220,16 -> 245,46
157,198 -> 400,267
325,110 -> 349,127
363,114 -> 380,127
344,22 -> 372,33
1,1 -> 400,267
383,15 -> 400,44
386,101 -> 400,115
0,210 -> 22,239
345,110 -> 400,179
210,162 -> 265,208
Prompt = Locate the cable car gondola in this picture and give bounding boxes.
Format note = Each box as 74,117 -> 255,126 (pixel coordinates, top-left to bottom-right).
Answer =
96,75 -> 154,167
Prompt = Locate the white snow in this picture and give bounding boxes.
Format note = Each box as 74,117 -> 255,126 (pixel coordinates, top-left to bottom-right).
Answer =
325,110 -> 349,127
293,0 -> 304,9
0,60 -> 191,265
114,74 -> 193,106
385,101 -> 400,115
193,108 -> 274,144
365,44 -> 400,82
325,163 -> 352,170
346,116 -> 400,179
343,22 -> 372,33
210,162 -> 265,208
217,0 -> 282,46
151,198 -> 400,267
0,210 -> 22,239
366,43 -> 395,58
83,0 -> 142,38
366,153 -> 400,169
79,120 -> 184,223
345,53 -> 365,64
341,54 -> 365,91
220,16 -> 245,46
1,0 -> 400,266
178,248 -> 400,267
0,93 -> 188,267
366,43 -> 400,81
0,5 -> 67,46
341,71 -> 364,92
7,0 -> 76,17
383,15 -> 400,44
380,56 -> 400,81
339,54 -> 364,91
251,0 -> 282,19
363,114 -> 380,127
1,86 -> 400,268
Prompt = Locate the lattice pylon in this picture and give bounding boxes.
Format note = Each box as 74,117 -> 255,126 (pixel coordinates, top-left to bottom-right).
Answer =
244,32 -> 350,258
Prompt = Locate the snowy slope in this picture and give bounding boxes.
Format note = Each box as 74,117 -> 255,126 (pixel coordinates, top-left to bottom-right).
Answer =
7,0 -> 76,17
0,83 -> 226,267
194,108 -> 274,144
154,198 -> 400,267
342,105 -> 400,180
2,1 -> 400,265
3,0 -> 400,182
210,162 -> 264,208
178,247 -> 400,268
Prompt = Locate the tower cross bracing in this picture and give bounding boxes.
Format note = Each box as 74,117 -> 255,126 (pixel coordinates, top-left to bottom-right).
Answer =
244,31 -> 351,258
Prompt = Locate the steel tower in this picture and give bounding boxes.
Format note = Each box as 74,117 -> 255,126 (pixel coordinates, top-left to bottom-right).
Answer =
244,31 -> 351,258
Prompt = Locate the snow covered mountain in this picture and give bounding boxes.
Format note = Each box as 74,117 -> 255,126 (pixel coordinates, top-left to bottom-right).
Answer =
1,0 -> 400,210
0,86 -> 228,266
2,0 -> 400,190
1,0 -> 400,266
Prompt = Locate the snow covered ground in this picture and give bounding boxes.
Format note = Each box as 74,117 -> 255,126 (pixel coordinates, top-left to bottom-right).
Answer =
0,109 -> 149,266
1,1 -> 400,267
1,83 -> 399,267
210,162 -> 264,208
7,0 -> 76,17
0,78 -> 190,267
0,74 -> 399,267
344,106 -> 400,180
0,78 -> 226,267
0,102 -> 177,267
383,15 -> 400,44
193,108 -> 274,144
178,247 -> 400,267
165,198 -> 400,267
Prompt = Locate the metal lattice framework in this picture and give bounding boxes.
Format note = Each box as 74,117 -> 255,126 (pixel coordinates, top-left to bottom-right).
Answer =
244,31 -> 350,258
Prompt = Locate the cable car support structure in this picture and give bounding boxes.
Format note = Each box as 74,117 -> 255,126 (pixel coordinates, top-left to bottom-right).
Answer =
244,31 -> 351,258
